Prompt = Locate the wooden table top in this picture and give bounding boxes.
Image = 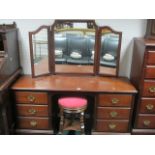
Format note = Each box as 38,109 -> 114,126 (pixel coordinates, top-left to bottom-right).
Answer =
11,75 -> 137,94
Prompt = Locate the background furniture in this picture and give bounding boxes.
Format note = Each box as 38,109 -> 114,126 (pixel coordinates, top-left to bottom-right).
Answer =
11,75 -> 137,135
145,19 -> 155,39
130,38 -> 155,134
0,23 -> 21,134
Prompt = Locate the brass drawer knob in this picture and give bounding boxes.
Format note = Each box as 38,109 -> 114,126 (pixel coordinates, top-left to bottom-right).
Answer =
143,120 -> 151,126
28,109 -> 37,115
110,111 -> 118,118
146,104 -> 154,111
30,120 -> 37,127
27,95 -> 36,102
149,87 -> 155,93
111,98 -> 119,104
108,123 -> 116,130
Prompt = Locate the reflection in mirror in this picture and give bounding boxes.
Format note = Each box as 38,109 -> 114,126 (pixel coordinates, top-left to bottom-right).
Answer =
99,27 -> 121,76
32,28 -> 50,76
54,21 -> 96,74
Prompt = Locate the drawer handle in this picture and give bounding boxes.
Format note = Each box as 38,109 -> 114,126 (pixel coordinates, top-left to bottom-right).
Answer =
110,111 -> 118,118
146,104 -> 154,111
28,109 -> 37,115
108,123 -> 116,130
143,120 -> 151,126
30,120 -> 37,127
27,95 -> 36,102
111,98 -> 119,104
149,87 -> 155,93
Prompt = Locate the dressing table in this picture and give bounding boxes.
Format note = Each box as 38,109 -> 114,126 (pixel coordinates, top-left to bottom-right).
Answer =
11,20 -> 137,134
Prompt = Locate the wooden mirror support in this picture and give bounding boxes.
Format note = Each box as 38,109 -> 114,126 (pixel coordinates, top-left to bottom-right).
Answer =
29,20 -> 122,78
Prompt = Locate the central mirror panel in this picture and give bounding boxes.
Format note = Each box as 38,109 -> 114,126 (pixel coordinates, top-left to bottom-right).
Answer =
53,20 -> 96,74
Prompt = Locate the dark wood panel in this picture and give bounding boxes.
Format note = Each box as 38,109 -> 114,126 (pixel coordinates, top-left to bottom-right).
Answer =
96,120 -> 129,132
11,75 -> 137,94
17,117 -> 50,130
15,91 -> 48,104
97,107 -> 130,119
139,98 -> 155,114
137,115 -> 155,129
144,66 -> 155,79
16,104 -> 49,117
147,51 -> 155,65
98,94 -> 132,107
142,81 -> 155,97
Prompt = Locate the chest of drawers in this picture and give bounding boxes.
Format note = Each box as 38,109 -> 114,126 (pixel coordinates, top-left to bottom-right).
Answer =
95,94 -> 134,133
13,91 -> 52,134
11,75 -> 137,134
131,38 -> 155,134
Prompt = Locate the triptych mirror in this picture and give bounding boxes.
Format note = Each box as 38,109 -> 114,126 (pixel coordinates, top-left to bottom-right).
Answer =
29,20 -> 122,78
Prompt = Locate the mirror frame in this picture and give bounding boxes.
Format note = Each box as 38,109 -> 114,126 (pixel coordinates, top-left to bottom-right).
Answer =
97,26 -> 122,77
29,25 -> 52,78
51,19 -> 98,76
29,20 -> 122,78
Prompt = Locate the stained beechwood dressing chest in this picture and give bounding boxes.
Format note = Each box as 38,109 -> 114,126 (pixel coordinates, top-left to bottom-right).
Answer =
11,75 -> 137,134
8,19 -> 138,135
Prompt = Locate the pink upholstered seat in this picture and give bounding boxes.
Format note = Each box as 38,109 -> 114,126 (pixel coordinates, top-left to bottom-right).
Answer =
58,97 -> 87,109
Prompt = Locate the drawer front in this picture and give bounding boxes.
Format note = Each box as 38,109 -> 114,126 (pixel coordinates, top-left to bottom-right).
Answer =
15,91 -> 48,104
17,117 -> 50,130
16,105 -> 49,117
139,98 -> 155,114
144,66 -> 155,79
96,120 -> 129,132
97,107 -> 130,119
98,94 -> 132,107
147,51 -> 155,65
137,115 -> 155,129
142,81 -> 155,97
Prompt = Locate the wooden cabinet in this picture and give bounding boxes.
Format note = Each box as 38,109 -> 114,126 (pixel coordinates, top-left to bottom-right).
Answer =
0,23 -> 21,134
95,94 -> 134,133
11,75 -> 137,134
131,38 -> 155,134
14,91 -> 52,134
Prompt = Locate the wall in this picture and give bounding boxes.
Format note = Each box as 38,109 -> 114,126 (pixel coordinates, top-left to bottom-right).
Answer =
0,19 -> 147,78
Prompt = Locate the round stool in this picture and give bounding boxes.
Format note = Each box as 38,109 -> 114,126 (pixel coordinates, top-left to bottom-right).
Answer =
58,97 -> 87,135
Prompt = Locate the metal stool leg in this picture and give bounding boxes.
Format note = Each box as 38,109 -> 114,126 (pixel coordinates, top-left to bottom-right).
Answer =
80,112 -> 85,135
59,108 -> 64,134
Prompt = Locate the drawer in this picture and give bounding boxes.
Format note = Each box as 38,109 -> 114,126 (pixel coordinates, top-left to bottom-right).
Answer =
96,120 -> 129,132
144,66 -> 155,79
16,105 -> 49,117
97,107 -> 130,119
98,94 -> 132,107
139,98 -> 155,114
147,51 -> 155,65
142,81 -> 155,97
15,91 -> 48,104
137,115 -> 155,129
17,117 -> 50,130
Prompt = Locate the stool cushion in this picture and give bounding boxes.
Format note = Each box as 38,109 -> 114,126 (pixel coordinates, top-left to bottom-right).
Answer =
58,97 -> 87,109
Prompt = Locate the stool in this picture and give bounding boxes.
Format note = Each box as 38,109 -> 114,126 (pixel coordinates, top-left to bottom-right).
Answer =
58,97 -> 87,135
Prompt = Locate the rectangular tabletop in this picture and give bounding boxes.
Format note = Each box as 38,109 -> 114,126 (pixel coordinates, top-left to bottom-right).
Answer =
11,75 -> 137,94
